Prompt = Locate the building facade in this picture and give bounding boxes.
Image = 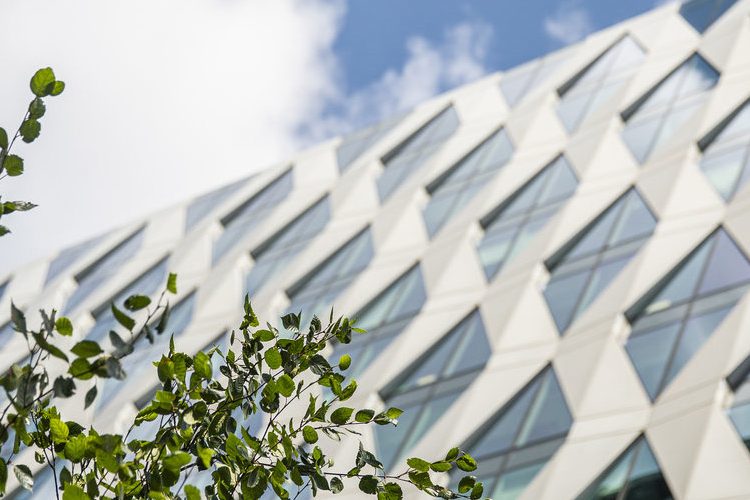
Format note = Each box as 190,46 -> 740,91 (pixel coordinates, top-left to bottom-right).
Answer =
2,0 -> 750,497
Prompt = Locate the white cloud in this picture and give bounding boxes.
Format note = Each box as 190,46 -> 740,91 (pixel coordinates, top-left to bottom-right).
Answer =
0,2 -> 492,277
543,4 -> 594,45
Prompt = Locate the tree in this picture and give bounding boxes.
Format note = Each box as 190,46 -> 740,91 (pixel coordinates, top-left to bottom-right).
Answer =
0,69 -> 486,499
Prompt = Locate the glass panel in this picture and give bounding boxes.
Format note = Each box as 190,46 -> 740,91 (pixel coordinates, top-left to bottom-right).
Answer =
443,314 -> 491,377
492,462 -> 546,500
45,233 -> 105,285
680,0 -> 738,33
729,403 -> 750,446
647,239 -> 713,312
544,270 -> 591,332
697,230 -> 750,295
516,371 -> 573,445
185,177 -> 247,231
622,116 -> 662,164
337,113 -> 403,173
700,147 -> 747,200
471,382 -> 538,458
0,281 -> 7,303
626,323 -> 681,400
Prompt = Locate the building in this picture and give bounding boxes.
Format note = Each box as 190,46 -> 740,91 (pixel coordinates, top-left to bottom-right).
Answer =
2,0 -> 750,497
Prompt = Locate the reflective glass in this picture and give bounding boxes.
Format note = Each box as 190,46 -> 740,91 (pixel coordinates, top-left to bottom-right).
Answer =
0,280 -> 7,303
577,437 -> 672,500
501,50 -> 569,107
45,233 -> 106,285
700,102 -> 750,200
680,0 -> 738,33
337,113 -> 403,173
479,156 -> 578,279
287,228 -> 374,319
557,36 -> 645,132
457,368 -> 572,499
423,129 -> 514,237
378,107 -> 459,201
622,54 -> 719,163
212,169 -> 294,265
626,228 -> 750,399
246,197 -> 330,294
64,226 -> 146,314
185,176 -> 248,231
544,189 -> 656,333
376,310 -> 489,470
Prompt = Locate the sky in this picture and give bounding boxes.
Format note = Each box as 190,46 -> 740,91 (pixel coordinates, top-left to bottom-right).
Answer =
0,0 -> 671,277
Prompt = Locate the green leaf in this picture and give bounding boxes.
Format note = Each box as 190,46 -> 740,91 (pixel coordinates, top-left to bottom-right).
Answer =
330,407 -> 354,425
167,273 -> 177,294
374,407 -> 403,425
194,351 -> 212,380
13,464 -> 32,491
359,476 -> 378,494
53,376 -> 75,398
338,354 -> 351,371
0,127 -> 7,149
64,435 -> 87,462
458,475 -> 476,494
50,418 -> 69,443
55,317 -> 73,336
281,312 -> 300,331
50,80 -> 65,96
9,302 -> 25,334
276,374 -> 295,398
19,119 -> 40,143
330,477 -> 343,494
69,358 -> 94,379
84,385 -> 97,409
30,67 -> 56,97
470,482 -> 484,499
429,461 -> 452,472
71,340 -> 102,358
184,485 -> 201,500
264,347 -> 282,370
456,454 -> 477,472
105,357 -> 125,380
62,483 -> 90,500
302,426 -> 318,444
355,409 -> 374,423
2,201 -> 36,214
0,226 -> 9,237
445,447 -> 460,462
197,445 -> 214,468
0,459 -> 6,494
124,294 -> 151,311
3,155 -> 24,176
28,98 -> 45,119
406,457 -> 430,472
111,303 -> 135,331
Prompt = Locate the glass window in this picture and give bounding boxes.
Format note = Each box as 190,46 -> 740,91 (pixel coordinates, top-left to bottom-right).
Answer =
622,54 -> 719,163
185,176 -> 249,232
479,155 -> 579,279
699,101 -> 750,201
44,233 -> 106,286
246,197 -> 330,295
501,50 -> 570,108
378,107 -> 459,202
728,359 -> 750,450
329,265 -> 426,378
375,310 -> 490,470
85,257 -> 170,344
337,114 -> 404,173
212,169 -> 294,265
0,322 -> 14,353
0,279 -> 7,303
423,129 -> 514,237
454,367 -> 572,499
63,226 -> 147,314
680,0 -> 738,33
626,228 -> 750,400
543,189 -> 657,333
558,36 -> 646,132
576,436 -> 672,500
286,228 -> 374,320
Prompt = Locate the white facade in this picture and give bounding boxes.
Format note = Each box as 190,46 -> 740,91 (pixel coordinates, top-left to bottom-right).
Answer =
3,0 -> 750,498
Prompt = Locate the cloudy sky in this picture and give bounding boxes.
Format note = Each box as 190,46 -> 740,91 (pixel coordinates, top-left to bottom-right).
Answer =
0,0 -> 666,277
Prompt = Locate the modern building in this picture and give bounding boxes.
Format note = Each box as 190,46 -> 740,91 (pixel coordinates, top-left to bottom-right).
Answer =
2,0 -> 750,497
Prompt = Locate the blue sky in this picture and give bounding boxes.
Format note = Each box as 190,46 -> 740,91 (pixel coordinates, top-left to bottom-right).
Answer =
336,1 -> 660,91
0,0 -> 670,275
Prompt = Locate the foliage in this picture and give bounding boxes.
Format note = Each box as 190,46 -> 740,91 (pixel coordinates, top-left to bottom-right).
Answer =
0,69 -> 486,499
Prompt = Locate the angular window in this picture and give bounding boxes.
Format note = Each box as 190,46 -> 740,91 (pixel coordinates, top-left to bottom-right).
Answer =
337,114 -> 403,173
727,357 -> 750,451
246,196 -> 330,295
478,155 -> 578,279
625,228 -> 750,400
0,279 -> 7,303
85,257 -> 169,344
457,367 -> 572,500
286,228 -> 374,318
680,0 -> 738,33
378,106 -> 459,202
330,264 -> 426,378
622,54 -> 719,163
544,189 -> 657,333
375,310 -> 490,471
501,50 -> 569,108
698,100 -> 750,201
63,226 -> 146,314
0,322 -> 13,352
99,291 -> 197,406
576,436 -> 672,500
423,128 -> 514,237
185,176 -> 249,232
44,233 -> 106,286
212,168 -> 294,265
557,36 -> 646,132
